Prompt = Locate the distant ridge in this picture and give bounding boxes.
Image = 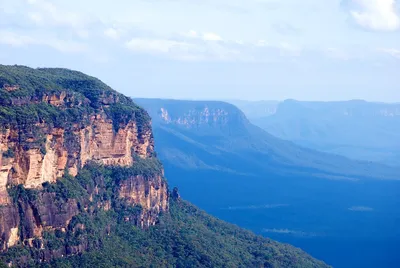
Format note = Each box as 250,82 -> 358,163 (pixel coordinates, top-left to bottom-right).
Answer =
230,99 -> 400,165
135,98 -> 400,180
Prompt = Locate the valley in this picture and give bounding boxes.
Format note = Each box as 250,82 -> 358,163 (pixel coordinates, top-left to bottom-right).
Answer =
136,98 -> 400,268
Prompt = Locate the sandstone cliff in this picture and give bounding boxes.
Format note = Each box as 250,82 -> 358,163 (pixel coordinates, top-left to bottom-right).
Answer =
0,65 -> 168,255
0,112 -> 153,198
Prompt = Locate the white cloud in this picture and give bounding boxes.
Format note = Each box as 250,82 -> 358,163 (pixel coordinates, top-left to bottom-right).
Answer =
104,27 -> 122,40
125,38 -> 205,61
0,31 -> 88,53
202,32 -> 223,41
22,0 -> 92,40
125,38 -> 193,54
48,40 -> 88,53
182,30 -> 223,41
0,32 -> 34,47
122,33 -> 308,62
26,0 -> 87,28
0,0 -> 396,67
124,37 -> 242,61
378,48 -> 400,58
350,0 -> 400,31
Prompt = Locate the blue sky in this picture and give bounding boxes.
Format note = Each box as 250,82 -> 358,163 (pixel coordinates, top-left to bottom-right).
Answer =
0,0 -> 399,101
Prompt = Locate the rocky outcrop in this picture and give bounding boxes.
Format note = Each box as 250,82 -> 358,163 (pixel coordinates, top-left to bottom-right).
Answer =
160,107 -> 230,127
78,116 -> 153,168
0,171 -> 168,252
0,110 -> 161,253
0,205 -> 19,248
0,114 -> 154,203
0,65 -> 168,258
119,175 -> 168,228
0,192 -> 79,251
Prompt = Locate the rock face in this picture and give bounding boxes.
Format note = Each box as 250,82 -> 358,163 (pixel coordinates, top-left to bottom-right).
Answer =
136,99 -> 250,138
119,175 -> 168,228
0,172 -> 169,252
0,114 -> 153,200
159,106 -> 231,127
0,65 -> 168,255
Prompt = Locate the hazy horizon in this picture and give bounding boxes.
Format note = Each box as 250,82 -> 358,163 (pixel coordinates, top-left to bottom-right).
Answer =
134,96 -> 400,104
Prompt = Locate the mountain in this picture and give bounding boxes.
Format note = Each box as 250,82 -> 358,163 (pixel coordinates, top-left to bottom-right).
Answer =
135,98 -> 400,268
0,65 -> 328,267
135,98 -> 400,180
231,99 -> 400,166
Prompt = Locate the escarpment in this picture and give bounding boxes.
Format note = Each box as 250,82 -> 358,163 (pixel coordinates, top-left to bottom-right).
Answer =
0,65 -> 168,256
0,113 -> 153,193
0,164 -> 168,254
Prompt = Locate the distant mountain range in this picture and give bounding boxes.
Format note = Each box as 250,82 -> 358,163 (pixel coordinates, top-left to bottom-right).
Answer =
135,98 -> 400,268
135,98 -> 400,180
229,99 -> 400,166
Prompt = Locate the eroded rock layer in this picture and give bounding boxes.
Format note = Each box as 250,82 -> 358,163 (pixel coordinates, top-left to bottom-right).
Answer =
0,114 -> 153,201
0,65 -> 167,256
0,172 -> 168,251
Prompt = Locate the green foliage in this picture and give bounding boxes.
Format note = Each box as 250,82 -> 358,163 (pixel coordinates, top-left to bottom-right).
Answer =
112,155 -> 164,181
42,173 -> 89,201
104,103 -> 151,133
0,65 -> 108,103
7,184 -> 38,205
0,64 -> 151,133
0,246 -> 30,265
43,231 -> 64,251
44,199 -> 328,268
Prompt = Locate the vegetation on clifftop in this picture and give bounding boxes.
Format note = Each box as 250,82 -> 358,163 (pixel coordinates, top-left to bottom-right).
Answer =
0,65 -> 150,132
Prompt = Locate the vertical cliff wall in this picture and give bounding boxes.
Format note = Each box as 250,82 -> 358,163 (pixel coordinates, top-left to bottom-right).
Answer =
0,113 -> 153,196
0,170 -> 169,252
0,65 -> 169,254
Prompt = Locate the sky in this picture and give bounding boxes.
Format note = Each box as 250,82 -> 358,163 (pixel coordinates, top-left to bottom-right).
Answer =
0,0 -> 399,102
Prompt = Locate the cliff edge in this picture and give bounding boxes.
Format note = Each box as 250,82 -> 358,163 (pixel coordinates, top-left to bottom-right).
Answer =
0,65 -> 168,253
